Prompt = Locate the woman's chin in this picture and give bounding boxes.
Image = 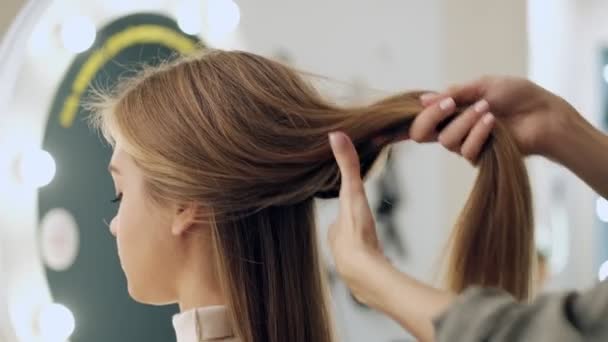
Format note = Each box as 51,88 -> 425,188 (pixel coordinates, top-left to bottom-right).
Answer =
127,282 -> 175,306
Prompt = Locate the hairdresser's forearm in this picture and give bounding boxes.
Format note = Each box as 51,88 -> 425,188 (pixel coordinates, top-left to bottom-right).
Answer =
361,259 -> 455,342
546,113 -> 608,198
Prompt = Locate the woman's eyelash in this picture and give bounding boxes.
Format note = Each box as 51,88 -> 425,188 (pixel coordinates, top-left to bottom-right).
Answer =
111,193 -> 123,204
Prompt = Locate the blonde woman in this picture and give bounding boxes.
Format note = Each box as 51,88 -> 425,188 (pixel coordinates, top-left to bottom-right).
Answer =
94,51 -> 532,342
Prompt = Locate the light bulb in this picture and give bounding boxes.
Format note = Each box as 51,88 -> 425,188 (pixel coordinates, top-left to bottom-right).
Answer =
596,197 -> 608,223
17,149 -> 56,188
177,0 -> 203,35
37,303 -> 75,341
207,0 -> 241,40
599,260 -> 608,281
60,15 -> 96,53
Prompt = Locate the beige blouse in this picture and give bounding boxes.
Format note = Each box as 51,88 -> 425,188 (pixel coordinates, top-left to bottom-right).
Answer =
434,281 -> 608,341
173,306 -> 240,342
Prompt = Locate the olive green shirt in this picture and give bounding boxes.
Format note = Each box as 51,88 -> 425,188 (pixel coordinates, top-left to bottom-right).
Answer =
434,281 -> 608,341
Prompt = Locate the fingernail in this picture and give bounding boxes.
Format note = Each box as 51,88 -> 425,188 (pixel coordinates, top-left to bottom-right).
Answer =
483,113 -> 495,124
474,99 -> 489,113
439,97 -> 455,111
329,132 -> 345,149
420,93 -> 437,102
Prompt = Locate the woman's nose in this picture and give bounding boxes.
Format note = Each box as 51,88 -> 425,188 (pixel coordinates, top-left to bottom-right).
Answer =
109,217 -> 118,237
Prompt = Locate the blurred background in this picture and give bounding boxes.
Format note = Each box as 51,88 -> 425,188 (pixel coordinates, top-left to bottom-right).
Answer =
0,0 -> 606,341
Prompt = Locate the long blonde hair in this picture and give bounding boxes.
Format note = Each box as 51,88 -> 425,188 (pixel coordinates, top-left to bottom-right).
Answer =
92,49 -> 533,341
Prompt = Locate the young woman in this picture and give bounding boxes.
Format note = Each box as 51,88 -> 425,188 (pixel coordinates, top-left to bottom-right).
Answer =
92,51 -> 532,342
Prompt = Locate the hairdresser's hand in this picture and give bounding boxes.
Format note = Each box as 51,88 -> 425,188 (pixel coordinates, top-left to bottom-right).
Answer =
410,76 -> 580,162
327,132 -> 388,306
328,131 -> 455,342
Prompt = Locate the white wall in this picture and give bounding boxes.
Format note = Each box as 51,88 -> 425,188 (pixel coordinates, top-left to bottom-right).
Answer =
235,0 -> 527,340
234,3 -> 446,339
527,0 -> 605,291
237,0 -> 528,280
441,0 -> 528,228
572,0 -> 608,288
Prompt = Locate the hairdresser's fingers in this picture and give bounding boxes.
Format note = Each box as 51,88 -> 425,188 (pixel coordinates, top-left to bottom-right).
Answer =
438,99 -> 489,152
443,77 -> 488,105
329,132 -> 365,200
419,92 -> 441,106
329,132 -> 376,242
419,92 -> 457,108
460,113 -> 496,162
420,78 -> 490,108
329,132 -> 377,250
409,97 -> 457,142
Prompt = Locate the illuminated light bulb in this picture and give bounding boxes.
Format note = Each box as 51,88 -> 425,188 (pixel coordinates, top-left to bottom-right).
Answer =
16,149 -> 56,188
37,303 -> 76,341
176,0 -> 203,35
596,197 -> 608,223
207,0 -> 241,40
599,260 -> 608,281
60,15 -> 96,53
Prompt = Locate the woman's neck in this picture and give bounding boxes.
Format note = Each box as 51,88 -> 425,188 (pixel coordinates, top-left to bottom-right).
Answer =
176,234 -> 226,312
176,266 -> 225,312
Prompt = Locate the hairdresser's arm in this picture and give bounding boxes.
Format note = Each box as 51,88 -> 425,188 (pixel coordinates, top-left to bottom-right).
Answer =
412,76 -> 608,198
328,132 -> 455,341
340,251 -> 454,342
433,282 -> 608,341
548,113 -> 608,198
328,131 -> 608,342
335,244 -> 454,342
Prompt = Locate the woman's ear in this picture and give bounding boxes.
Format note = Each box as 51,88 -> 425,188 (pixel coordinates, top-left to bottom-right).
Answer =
171,202 -> 200,236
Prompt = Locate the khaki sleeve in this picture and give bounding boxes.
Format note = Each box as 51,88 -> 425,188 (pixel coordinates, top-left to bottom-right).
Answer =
433,282 -> 608,341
